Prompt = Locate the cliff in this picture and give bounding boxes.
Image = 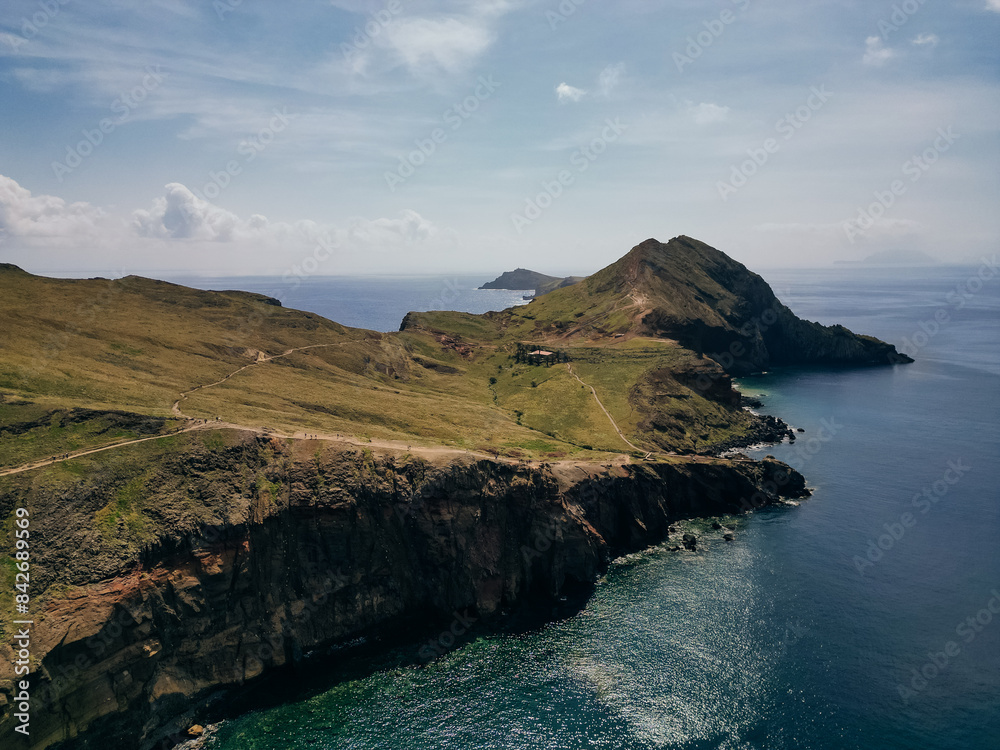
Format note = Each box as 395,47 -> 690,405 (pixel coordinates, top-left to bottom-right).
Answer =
0,234 -> 905,748
0,431 -> 806,749
492,236 -> 913,374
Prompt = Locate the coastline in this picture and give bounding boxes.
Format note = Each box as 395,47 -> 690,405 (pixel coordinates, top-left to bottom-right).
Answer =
0,430 -> 808,749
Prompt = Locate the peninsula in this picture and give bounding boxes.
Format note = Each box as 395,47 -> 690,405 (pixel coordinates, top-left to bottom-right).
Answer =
478,268 -> 585,298
0,236 -> 910,749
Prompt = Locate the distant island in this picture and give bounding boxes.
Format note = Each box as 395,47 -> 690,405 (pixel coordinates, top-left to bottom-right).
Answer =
0,235 -> 912,749
479,268 -> 585,297
835,249 -> 940,266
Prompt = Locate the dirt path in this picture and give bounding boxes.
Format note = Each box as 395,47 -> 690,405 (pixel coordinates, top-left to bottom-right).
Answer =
2,333 -> 535,477
172,342 -> 350,419
0,423 -> 210,477
0,415 -> 595,477
2,344 -> 701,478
565,363 -> 648,454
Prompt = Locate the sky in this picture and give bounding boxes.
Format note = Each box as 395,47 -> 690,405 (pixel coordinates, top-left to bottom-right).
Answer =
0,0 -> 998,279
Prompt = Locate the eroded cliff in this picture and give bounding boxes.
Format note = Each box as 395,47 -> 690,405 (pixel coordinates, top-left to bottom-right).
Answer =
0,431 -> 806,749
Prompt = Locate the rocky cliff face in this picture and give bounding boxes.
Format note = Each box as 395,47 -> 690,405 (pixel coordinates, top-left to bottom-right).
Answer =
579,236 -> 913,374
0,432 -> 806,749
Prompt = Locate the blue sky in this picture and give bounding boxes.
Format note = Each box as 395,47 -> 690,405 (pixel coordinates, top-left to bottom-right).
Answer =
0,0 -> 997,277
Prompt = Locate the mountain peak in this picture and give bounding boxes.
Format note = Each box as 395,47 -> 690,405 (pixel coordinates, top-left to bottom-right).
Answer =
512,235 -> 911,373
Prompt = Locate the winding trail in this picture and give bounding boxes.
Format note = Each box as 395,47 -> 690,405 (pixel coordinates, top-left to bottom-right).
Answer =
0,419 -> 523,478
565,363 -> 648,454
2,344 -> 728,478
172,342 -> 349,419
0,424 -> 209,477
0,341 -> 593,477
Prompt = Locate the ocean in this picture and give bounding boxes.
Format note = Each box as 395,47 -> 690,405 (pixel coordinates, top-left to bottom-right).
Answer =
177,265 -> 999,750
161,274 -> 532,333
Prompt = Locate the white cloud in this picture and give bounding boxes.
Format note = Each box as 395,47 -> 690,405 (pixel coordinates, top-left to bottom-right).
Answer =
383,16 -> 494,76
912,33 -> 939,47
862,36 -> 895,66
0,174 -> 110,245
10,68 -> 69,93
555,82 -> 587,103
339,2 -> 519,81
131,183 -> 445,250
597,62 -> 625,97
689,102 -> 730,124
133,183 -> 246,241
0,175 -> 452,273
987,0 -> 1000,12
345,209 -> 436,246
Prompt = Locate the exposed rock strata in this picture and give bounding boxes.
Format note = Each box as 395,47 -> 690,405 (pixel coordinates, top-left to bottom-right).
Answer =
0,432 -> 806,749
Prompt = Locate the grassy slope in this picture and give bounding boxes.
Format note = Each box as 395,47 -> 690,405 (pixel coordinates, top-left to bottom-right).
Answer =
0,268 -> 612,463
0,251 -> 784,636
402,307 -> 752,454
2,238 -> 785,470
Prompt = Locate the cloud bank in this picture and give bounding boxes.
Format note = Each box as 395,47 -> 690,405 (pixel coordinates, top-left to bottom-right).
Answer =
0,175 -> 453,274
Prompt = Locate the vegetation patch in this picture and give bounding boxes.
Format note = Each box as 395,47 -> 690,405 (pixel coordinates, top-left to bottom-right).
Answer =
95,473 -> 150,541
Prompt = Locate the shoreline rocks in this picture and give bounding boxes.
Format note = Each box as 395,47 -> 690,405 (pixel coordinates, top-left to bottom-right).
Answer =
0,433 -> 808,749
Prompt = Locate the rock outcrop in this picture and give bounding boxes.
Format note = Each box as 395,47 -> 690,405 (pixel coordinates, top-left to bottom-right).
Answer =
0,432 -> 806,749
516,236 -> 913,374
621,237 -> 913,373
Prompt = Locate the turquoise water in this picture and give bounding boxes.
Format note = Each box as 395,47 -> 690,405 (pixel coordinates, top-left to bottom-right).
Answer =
202,266 -> 999,750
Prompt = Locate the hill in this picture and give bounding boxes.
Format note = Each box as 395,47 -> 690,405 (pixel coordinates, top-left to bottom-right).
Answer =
479,268 -> 584,297
0,237 -> 912,468
465,236 -> 912,374
0,237 -> 910,748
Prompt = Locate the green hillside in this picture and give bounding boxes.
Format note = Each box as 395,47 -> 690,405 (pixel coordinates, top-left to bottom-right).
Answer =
0,236 -> 910,470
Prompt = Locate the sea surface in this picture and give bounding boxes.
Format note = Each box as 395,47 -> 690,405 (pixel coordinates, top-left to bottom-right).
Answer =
162,274 -> 532,333
185,266 -> 998,750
